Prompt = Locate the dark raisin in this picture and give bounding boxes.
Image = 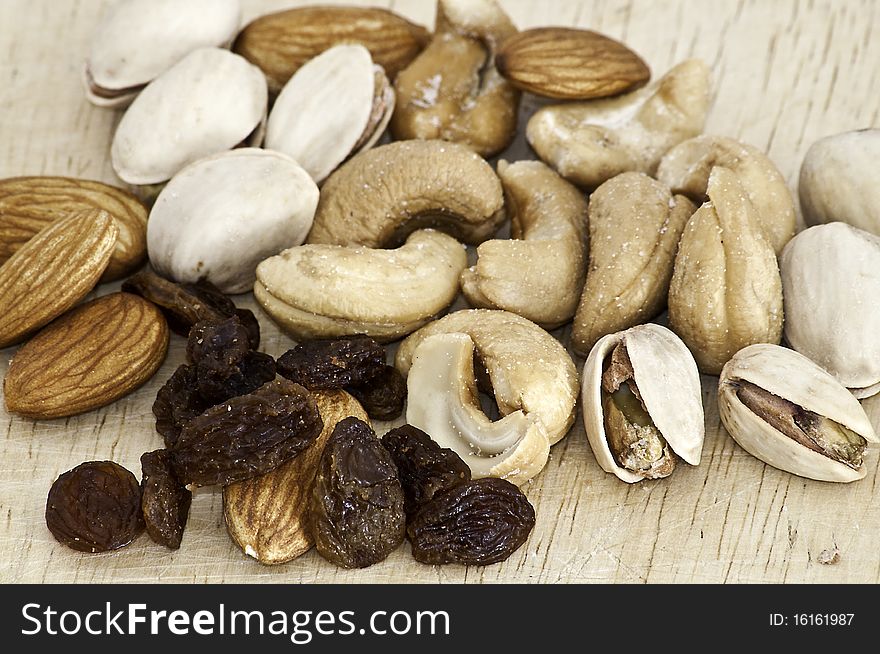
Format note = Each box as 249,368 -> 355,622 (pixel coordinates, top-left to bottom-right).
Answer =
170,379 -> 323,487
46,461 -> 144,553
152,364 -> 210,448
407,478 -> 535,566
277,336 -> 386,390
309,417 -> 405,568
348,365 -> 407,420
140,450 -> 191,550
187,316 -> 250,365
235,308 -> 261,351
381,425 -> 470,515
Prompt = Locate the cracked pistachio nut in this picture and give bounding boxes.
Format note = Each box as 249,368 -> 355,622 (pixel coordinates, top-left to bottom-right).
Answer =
306,140 -> 505,247
390,0 -> 520,157
582,324 -> 704,483
265,45 -> 394,184
526,60 -> 710,189
255,229 -> 467,343
111,47 -> 267,186
657,135 -> 796,254
799,129 -> 880,236
147,149 -> 318,294
719,344 -> 878,482
572,172 -> 695,356
84,0 -> 241,108
461,160 -> 588,329
780,222 -> 880,397
668,166 -> 783,375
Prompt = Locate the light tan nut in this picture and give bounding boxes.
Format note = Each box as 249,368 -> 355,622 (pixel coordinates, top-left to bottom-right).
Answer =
306,140 -> 505,248
799,129 -> 880,236
527,60 -> 710,189
0,176 -> 147,282
223,391 -> 369,565
571,172 -> 695,356
233,6 -> 429,96
668,166 -> 783,375
396,309 -> 579,446
390,0 -> 520,158
582,324 -> 704,483
496,27 -> 650,100
461,160 -> 588,328
0,209 -> 117,349
657,134 -> 796,254
255,230 -> 467,343
4,293 -> 168,418
719,344 -> 878,482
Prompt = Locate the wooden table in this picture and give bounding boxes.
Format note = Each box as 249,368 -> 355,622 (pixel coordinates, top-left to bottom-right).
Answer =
2,0 -> 879,584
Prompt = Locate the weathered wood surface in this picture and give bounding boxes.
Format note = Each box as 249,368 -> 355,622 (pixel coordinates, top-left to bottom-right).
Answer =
1,0 -> 879,583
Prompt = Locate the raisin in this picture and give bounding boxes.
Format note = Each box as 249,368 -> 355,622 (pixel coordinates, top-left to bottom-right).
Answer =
309,417 -> 405,568
381,425 -> 470,515
277,336 -> 386,390
152,364 -> 210,448
140,450 -> 191,550
348,365 -> 407,421
235,308 -> 262,351
407,478 -> 535,566
45,461 -> 144,553
170,379 -> 323,487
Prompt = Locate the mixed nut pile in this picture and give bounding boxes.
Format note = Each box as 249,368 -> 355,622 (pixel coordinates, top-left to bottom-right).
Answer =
3,0 -> 880,568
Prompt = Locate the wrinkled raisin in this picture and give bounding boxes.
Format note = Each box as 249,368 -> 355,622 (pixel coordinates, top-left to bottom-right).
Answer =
309,417 -> 405,568
277,336 -> 386,390
381,425 -> 470,515
140,450 -> 191,550
170,379 -> 323,487
46,461 -> 144,553
152,365 -> 210,448
407,478 -> 535,566
349,365 -> 407,421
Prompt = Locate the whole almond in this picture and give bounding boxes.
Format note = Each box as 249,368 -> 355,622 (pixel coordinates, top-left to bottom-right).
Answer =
0,176 -> 148,282
4,292 -> 169,418
234,6 -> 430,95
223,391 -> 369,565
0,209 -> 118,349
497,27 -> 650,100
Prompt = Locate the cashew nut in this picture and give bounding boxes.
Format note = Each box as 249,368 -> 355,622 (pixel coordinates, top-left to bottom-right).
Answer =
255,229 -> 467,343
461,160 -> 588,329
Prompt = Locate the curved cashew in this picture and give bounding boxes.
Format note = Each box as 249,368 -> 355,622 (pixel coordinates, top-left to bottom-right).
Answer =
657,135 -> 796,254
396,309 -> 579,445
306,140 -> 505,247
526,60 -> 710,189
255,229 -> 467,343
461,160 -> 588,329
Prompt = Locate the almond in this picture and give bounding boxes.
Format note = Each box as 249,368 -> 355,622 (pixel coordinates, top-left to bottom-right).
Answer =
4,292 -> 169,418
0,208 -> 118,349
233,6 -> 430,96
496,27 -> 650,100
0,176 -> 148,282
223,391 -> 369,565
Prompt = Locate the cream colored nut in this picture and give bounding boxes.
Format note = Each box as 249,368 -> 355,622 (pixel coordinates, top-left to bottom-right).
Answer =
306,140 -> 505,247
571,172 -> 695,356
265,45 -> 394,183
582,324 -> 704,483
147,149 -> 318,295
526,60 -> 710,189
657,135 -> 796,254
84,0 -> 241,108
396,309 -> 579,446
111,47 -> 267,186
390,0 -> 520,158
719,344 -> 878,482
461,160 -> 588,329
780,222 -> 880,396
255,229 -> 467,343
799,129 -> 880,235
668,166 -> 783,375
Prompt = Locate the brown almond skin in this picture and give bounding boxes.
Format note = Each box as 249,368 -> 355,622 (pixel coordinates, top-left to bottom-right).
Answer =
4,293 -> 169,418
497,27 -> 650,100
0,176 -> 148,282
234,6 -> 430,96
0,208 -> 118,349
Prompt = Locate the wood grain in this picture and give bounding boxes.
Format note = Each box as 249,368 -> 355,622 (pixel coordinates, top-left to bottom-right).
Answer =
2,0 -> 880,584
